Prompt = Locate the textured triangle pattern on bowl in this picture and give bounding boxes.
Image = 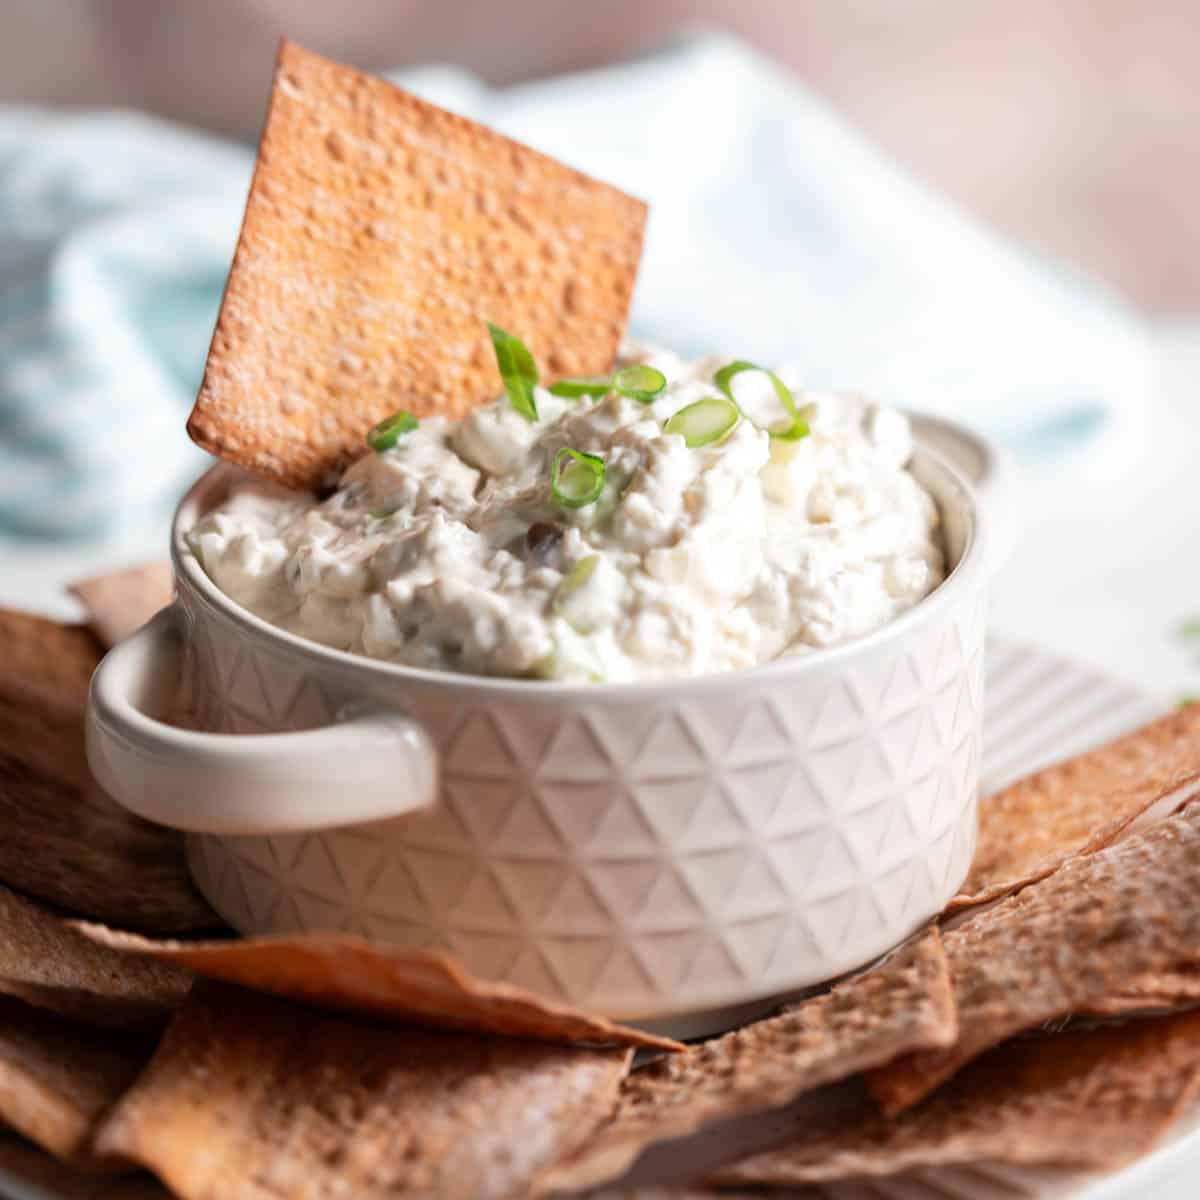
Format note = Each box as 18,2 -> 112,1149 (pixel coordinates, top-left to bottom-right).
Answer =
182,580 -> 987,1022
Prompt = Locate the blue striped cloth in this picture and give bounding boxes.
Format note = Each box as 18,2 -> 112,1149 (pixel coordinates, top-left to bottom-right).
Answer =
0,35 -> 1151,539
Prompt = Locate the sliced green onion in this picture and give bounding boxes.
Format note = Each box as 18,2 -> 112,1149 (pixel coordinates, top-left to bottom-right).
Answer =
532,626 -> 606,682
487,322 -> 539,422
713,360 -> 809,441
368,506 -> 398,520
550,363 -> 668,404
549,375 -> 612,399
612,364 -> 667,403
551,448 -> 606,508
769,416 -> 809,441
555,555 -> 600,611
663,397 -> 740,448
366,410 -> 418,452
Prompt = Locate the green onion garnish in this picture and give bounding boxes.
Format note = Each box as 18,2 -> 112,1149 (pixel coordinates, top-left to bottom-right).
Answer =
368,506 -> 397,520
769,416 -> 810,441
551,447 -> 606,508
663,397 -> 740,448
556,555 -> 600,610
366,410 -> 419,452
553,557 -> 605,639
550,364 -> 668,404
714,360 -> 809,441
612,364 -> 667,403
549,375 -> 612,399
488,322 -> 539,423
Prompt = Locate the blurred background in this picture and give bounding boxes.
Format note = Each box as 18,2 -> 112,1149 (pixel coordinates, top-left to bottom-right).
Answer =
7,0 -> 1200,309
2,0 -> 1199,695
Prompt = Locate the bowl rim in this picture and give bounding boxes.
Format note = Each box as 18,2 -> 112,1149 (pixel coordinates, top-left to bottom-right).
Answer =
171,422 -> 988,700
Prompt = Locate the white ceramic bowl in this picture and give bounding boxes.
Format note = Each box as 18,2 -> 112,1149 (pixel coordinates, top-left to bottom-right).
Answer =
87,415 -> 1013,1036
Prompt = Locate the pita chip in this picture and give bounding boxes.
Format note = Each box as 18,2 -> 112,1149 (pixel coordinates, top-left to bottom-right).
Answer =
0,609 -> 101,702
949,703 -> 1200,913
95,981 -> 630,1200
77,927 -> 680,1051
189,39 -> 646,490
70,563 -> 173,649
715,1010 -> 1200,1185
0,667 -> 219,935
0,1133 -> 169,1200
0,1132 -> 170,1200
0,997 -> 149,1162
1080,967 -> 1200,1018
870,801 -> 1200,1115
0,884 -> 190,1030
536,929 -> 955,1194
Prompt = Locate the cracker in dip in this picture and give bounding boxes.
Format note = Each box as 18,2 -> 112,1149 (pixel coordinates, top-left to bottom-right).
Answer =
189,344 -> 944,683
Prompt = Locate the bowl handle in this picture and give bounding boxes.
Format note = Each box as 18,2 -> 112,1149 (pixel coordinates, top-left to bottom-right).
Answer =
86,605 -> 438,836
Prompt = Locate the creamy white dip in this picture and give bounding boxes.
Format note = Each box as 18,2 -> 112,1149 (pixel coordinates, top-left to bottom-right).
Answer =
189,348 -> 945,683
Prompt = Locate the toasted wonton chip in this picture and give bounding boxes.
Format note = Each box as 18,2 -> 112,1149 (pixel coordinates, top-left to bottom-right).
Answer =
0,1132 -> 169,1199
189,39 -> 647,490
95,982 -> 630,1199
870,802 -> 1200,1114
714,1010 -> 1200,1185
0,685 -> 218,935
949,703 -> 1200,913
78,927 -> 680,1052
1080,967 -> 1200,1018
0,884 -> 190,1030
69,564 -> 173,649
536,929 -> 955,1194
0,613 -> 219,934
0,997 -> 149,1161
0,610 -> 101,702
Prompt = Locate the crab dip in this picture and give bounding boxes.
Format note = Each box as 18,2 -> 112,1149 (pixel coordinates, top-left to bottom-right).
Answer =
188,345 -> 945,683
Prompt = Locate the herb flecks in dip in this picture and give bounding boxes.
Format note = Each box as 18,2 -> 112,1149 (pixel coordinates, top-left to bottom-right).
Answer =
189,348 -> 945,683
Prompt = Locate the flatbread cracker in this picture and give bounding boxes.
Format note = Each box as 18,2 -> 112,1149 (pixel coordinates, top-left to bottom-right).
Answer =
715,1010 -> 1200,1185
77,927 -> 681,1052
0,670 -> 219,934
0,997 -> 149,1162
95,981 -> 630,1200
1081,968 -> 1200,1017
0,884 -> 190,1030
948,703 -> 1200,913
0,1133 -> 169,1199
189,39 -> 647,490
70,564 -> 173,649
0,610 -> 101,702
869,801 -> 1200,1115
536,929 -> 955,1195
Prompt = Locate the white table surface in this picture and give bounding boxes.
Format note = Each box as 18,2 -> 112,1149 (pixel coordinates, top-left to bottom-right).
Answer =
987,319 -> 1200,703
